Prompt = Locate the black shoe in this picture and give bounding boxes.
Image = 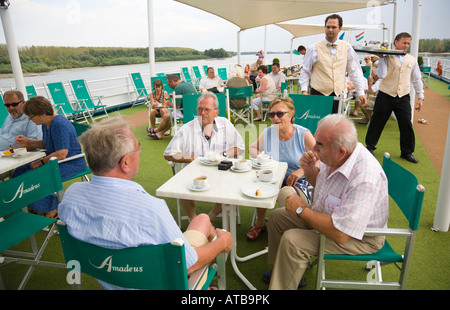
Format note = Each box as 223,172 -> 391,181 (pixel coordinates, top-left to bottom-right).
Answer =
401,153 -> 419,163
262,270 -> 307,288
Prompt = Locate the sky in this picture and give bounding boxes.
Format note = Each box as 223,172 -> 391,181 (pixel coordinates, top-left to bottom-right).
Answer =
0,0 -> 449,53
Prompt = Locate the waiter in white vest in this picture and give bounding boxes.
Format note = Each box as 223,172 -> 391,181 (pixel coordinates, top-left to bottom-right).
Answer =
299,14 -> 367,114
365,32 -> 424,164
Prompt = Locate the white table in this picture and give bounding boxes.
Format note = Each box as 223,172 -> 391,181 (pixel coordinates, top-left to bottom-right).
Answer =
0,151 -> 46,175
156,157 -> 287,290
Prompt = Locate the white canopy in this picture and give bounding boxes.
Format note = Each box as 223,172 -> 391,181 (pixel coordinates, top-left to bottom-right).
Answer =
175,0 -> 392,30
275,23 -> 384,39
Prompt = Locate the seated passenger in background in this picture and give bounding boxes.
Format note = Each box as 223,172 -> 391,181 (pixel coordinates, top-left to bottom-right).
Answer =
252,65 -> 277,121
59,116 -> 232,290
269,63 -> 286,90
200,67 -> 225,93
0,90 -> 42,151
225,64 -> 250,109
14,96 -> 86,218
147,79 -> 171,138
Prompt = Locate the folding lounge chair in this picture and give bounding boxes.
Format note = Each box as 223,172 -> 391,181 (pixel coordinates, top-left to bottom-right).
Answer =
58,122 -> 92,183
290,94 -> 334,135
0,93 -> 9,126
57,222 -> 217,290
225,86 -> 254,126
25,85 -> 38,98
315,152 -> 425,290
181,67 -> 199,90
69,79 -> 109,120
46,82 -> 90,123
0,158 -> 66,290
192,66 -> 203,81
217,67 -> 228,82
421,66 -> 431,88
129,72 -> 150,107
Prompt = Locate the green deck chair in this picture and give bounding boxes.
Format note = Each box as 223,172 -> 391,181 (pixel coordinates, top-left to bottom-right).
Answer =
289,94 -> 333,135
69,79 -> 109,120
0,158 -> 66,290
129,72 -> 150,107
0,93 -> 9,126
315,152 -> 425,290
192,66 -> 203,81
203,65 -> 208,75
57,222 -> 217,290
181,67 -> 199,89
25,85 -> 38,98
225,86 -> 254,126
181,93 -> 227,124
58,122 -> 92,182
421,66 -> 431,88
46,82 -> 90,123
217,67 -> 228,82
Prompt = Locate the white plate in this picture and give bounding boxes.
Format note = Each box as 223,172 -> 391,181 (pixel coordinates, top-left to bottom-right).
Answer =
1,152 -> 13,157
12,152 -> 30,158
230,165 -> 251,173
250,159 -> 277,169
188,183 -> 212,192
241,182 -> 279,199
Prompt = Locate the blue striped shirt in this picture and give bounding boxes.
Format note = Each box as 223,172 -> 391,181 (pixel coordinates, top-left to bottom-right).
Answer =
58,175 -> 198,289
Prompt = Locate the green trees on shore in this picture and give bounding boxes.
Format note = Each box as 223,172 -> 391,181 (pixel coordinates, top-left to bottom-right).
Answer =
0,45 -> 232,74
419,39 -> 450,53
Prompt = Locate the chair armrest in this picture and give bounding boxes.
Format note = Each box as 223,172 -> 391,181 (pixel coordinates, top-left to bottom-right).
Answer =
58,153 -> 85,164
364,227 -> 412,237
188,264 -> 210,290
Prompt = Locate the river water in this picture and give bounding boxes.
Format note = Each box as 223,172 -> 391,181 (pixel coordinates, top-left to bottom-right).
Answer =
0,52 -> 448,90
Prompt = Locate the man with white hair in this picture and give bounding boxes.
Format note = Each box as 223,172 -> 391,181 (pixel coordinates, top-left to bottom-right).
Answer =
264,114 -> 389,290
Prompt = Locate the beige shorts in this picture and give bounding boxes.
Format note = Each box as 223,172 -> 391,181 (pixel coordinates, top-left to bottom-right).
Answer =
183,230 -> 209,289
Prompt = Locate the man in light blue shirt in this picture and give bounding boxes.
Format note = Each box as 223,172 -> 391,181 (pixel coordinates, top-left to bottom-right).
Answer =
0,90 -> 42,150
58,116 -> 232,290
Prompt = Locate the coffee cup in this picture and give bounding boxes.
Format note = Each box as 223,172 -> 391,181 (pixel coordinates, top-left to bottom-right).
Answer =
257,153 -> 271,165
235,159 -> 249,170
15,147 -> 27,156
207,152 -> 219,162
193,176 -> 209,189
256,170 -> 273,182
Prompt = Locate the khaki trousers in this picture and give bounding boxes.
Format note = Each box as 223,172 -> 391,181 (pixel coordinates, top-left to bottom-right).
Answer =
268,208 -> 385,290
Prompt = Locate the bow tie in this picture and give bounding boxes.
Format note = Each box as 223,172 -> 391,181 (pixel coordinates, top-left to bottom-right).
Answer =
327,43 -> 337,48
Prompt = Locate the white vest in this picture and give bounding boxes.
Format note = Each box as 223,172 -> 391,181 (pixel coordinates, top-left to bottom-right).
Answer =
310,40 -> 347,96
379,54 -> 415,98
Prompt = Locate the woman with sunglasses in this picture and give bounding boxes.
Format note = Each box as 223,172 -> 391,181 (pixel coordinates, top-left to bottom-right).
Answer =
247,97 -> 316,241
13,96 -> 86,218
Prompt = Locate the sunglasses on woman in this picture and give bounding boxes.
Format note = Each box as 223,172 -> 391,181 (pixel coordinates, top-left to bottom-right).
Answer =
4,101 -> 22,108
268,111 -> 288,119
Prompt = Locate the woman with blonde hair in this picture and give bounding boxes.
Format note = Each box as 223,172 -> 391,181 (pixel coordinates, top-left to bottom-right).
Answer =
247,97 -> 316,240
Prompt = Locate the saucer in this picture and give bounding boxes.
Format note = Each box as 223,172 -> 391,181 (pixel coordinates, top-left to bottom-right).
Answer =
188,183 -> 212,192
250,159 -> 277,169
200,157 -> 223,166
230,165 -> 251,173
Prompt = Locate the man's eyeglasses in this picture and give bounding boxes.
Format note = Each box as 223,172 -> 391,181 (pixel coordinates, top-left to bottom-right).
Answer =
118,143 -> 143,163
268,111 -> 289,119
4,101 -> 22,108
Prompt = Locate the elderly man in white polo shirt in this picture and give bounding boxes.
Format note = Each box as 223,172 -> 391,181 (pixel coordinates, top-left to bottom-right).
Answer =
164,92 -> 245,221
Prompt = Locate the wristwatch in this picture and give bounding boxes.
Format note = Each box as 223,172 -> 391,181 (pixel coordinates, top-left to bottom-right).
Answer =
296,206 -> 304,217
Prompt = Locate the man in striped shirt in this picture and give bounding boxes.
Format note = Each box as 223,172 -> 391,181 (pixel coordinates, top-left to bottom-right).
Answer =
58,116 -> 232,290
265,114 -> 389,290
